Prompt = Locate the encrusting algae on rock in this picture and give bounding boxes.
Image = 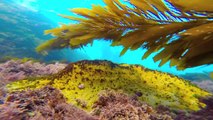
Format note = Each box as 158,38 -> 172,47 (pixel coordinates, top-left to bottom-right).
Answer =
6,60 -> 212,112
0,86 -> 98,120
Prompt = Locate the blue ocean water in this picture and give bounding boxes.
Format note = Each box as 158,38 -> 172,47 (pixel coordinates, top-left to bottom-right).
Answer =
1,0 -> 213,76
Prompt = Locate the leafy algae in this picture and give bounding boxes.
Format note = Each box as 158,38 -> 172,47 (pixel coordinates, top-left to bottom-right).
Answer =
36,0 -> 213,70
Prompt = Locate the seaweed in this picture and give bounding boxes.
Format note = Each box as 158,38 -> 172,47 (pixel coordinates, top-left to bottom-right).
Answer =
7,60 -> 211,111
92,90 -> 173,119
36,0 -> 213,70
0,86 -> 97,120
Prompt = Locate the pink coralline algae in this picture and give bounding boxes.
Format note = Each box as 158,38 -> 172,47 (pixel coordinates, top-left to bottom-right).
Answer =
192,80 -> 213,93
0,60 -> 67,83
0,86 -> 98,120
0,60 -> 67,103
92,90 -> 172,120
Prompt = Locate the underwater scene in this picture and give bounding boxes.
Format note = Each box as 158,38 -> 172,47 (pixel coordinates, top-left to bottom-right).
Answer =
0,0 -> 213,119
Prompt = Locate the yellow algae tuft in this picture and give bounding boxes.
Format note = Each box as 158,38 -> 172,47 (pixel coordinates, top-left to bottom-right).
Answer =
6,60 -> 211,111
6,78 -> 51,91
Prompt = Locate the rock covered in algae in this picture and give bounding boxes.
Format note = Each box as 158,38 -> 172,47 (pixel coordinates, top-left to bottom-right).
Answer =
0,86 -> 173,120
0,60 -> 67,83
0,60 -> 67,103
92,90 -> 172,120
192,80 -> 213,93
0,86 -> 97,120
6,60 -> 211,111
175,97 -> 213,120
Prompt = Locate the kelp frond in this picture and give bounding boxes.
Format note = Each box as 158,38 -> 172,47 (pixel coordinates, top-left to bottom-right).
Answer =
36,0 -> 213,70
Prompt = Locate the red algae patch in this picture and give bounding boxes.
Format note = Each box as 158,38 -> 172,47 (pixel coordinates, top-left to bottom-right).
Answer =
0,60 -> 67,83
92,90 -> 173,120
0,86 -> 97,120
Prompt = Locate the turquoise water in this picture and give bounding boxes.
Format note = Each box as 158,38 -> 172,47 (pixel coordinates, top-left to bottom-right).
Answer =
1,0 -> 213,76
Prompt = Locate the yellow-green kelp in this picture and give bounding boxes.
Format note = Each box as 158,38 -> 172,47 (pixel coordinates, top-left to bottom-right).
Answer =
36,0 -> 213,71
6,60 -> 211,111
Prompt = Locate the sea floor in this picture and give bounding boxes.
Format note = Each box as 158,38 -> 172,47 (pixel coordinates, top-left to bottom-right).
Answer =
0,60 -> 213,120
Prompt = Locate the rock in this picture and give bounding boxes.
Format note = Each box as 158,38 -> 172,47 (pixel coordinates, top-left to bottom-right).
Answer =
78,84 -> 85,89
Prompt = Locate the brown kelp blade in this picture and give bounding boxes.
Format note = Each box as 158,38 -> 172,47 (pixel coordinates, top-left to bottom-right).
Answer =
36,0 -> 213,71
